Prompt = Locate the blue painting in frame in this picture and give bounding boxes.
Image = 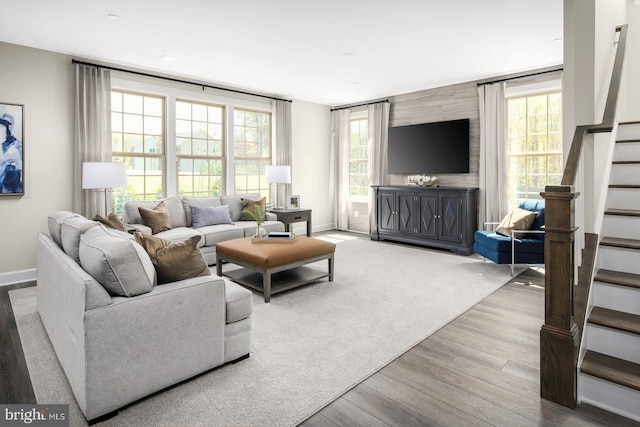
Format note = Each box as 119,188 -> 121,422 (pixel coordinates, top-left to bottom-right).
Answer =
0,102 -> 24,196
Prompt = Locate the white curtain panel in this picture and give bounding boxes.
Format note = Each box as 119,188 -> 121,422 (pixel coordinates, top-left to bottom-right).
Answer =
274,100 -> 292,207
478,82 -> 508,227
367,102 -> 390,233
73,64 -> 111,217
331,109 -> 351,230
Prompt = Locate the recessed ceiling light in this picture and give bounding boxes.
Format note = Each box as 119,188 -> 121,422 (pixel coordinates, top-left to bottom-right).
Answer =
107,14 -> 119,20
162,55 -> 177,63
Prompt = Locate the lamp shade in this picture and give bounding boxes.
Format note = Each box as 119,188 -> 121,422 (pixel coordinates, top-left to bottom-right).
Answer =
82,162 -> 127,189
265,165 -> 291,184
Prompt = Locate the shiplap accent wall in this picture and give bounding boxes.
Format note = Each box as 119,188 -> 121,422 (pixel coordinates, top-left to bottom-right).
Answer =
388,81 -> 480,188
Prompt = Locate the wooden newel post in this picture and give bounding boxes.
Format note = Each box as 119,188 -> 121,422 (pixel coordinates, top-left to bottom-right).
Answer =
540,185 -> 580,408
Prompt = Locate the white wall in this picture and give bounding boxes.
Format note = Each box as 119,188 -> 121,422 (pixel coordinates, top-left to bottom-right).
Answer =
0,42 -> 74,283
619,1 -> 640,121
291,100 -> 333,233
0,42 -> 333,282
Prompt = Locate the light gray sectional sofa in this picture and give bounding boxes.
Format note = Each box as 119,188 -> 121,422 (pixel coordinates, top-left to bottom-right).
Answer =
122,193 -> 285,265
37,210 -> 254,422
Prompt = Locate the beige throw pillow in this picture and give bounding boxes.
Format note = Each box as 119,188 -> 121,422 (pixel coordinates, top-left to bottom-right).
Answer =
93,213 -> 127,232
239,197 -> 266,221
496,208 -> 538,237
134,233 -> 210,284
138,201 -> 172,234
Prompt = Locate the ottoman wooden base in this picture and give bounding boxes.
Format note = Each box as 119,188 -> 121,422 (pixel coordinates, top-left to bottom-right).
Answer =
215,236 -> 336,303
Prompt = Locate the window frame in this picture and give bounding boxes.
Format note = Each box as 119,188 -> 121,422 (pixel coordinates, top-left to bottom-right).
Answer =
505,85 -> 563,209
110,74 -> 274,207
349,113 -> 369,202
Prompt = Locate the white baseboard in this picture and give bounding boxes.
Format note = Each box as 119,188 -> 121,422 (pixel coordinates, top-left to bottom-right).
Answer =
0,268 -> 37,287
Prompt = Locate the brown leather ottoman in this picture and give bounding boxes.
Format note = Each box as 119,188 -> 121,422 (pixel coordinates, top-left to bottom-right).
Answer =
215,236 -> 336,302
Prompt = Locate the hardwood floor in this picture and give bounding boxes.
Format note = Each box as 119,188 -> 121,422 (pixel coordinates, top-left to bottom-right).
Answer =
0,281 -> 36,405
1,272 -> 636,426
300,269 -> 638,427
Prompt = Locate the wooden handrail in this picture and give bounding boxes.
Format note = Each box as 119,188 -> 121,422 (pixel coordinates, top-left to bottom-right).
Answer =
561,25 -> 628,186
540,24 -> 628,409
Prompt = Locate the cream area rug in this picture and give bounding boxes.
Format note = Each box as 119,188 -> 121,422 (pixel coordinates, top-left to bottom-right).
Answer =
10,233 -> 520,426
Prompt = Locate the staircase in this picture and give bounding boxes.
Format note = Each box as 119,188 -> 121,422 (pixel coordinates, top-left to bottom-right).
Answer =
578,121 -> 640,422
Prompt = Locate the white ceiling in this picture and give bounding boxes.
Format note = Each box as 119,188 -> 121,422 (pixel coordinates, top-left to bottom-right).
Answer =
1,0 -> 563,106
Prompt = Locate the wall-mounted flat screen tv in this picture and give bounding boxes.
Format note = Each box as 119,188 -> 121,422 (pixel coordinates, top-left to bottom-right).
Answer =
387,118 -> 470,174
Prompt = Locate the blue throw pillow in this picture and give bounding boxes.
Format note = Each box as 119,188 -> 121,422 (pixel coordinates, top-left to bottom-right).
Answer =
189,204 -> 233,228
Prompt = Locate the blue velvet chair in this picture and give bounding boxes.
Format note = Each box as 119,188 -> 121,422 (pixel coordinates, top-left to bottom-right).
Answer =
473,199 -> 545,275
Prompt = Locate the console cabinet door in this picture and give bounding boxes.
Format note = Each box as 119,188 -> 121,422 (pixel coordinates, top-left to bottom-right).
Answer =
438,193 -> 462,243
397,193 -> 415,235
417,194 -> 437,238
378,191 -> 396,233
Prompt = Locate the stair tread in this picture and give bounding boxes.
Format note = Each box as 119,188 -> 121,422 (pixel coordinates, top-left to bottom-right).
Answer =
600,236 -> 640,250
588,306 -> 640,335
609,184 -> 640,188
595,269 -> 640,289
605,208 -> 640,218
581,351 -> 640,392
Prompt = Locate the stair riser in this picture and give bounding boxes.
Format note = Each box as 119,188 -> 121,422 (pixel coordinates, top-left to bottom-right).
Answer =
606,188 -> 640,210
617,123 -> 640,139
602,216 -> 640,241
592,282 -> 640,316
578,373 -> 640,422
598,247 -> 640,275
613,141 -> 640,162
584,324 -> 640,363
610,164 -> 640,185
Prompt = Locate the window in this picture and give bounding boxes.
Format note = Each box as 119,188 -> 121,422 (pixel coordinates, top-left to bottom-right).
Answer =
176,100 -> 225,197
506,91 -> 562,208
111,91 -> 165,212
349,118 -> 368,200
234,108 -> 271,199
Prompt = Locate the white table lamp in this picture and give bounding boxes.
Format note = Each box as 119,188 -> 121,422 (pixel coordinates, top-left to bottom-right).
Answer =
82,162 -> 127,216
265,165 -> 291,209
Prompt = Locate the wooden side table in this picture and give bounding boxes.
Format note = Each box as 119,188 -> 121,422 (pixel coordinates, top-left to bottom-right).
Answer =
269,208 -> 312,237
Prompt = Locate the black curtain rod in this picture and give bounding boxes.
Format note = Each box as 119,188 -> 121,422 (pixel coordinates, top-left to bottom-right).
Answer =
72,59 -> 293,103
331,99 -> 389,111
477,67 -> 563,87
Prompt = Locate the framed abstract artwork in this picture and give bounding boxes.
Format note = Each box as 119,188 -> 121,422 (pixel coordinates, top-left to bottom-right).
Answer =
0,102 -> 24,196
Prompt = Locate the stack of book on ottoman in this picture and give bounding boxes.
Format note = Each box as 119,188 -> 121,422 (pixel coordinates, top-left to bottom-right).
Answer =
252,231 -> 295,243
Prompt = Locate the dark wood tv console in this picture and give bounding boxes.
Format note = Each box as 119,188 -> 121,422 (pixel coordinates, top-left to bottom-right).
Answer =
371,186 -> 478,255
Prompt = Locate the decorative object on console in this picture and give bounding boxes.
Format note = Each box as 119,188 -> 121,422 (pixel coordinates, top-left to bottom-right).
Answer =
82,161 -> 127,216
0,102 -> 24,196
289,194 -> 300,208
265,165 -> 291,209
404,174 -> 440,187
241,198 -> 267,237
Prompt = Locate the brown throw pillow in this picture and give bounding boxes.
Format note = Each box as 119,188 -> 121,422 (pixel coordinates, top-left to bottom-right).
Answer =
93,213 -> 127,232
134,233 -> 210,284
240,197 -> 266,221
138,201 -> 172,234
496,208 -> 538,237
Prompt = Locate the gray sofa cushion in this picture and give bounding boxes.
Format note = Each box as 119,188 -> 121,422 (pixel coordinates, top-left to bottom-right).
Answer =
48,211 -> 82,248
196,224 -> 245,246
182,196 -> 222,227
221,193 -> 260,222
79,226 -> 156,297
224,279 -> 253,323
123,197 -> 186,228
61,216 -> 99,262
